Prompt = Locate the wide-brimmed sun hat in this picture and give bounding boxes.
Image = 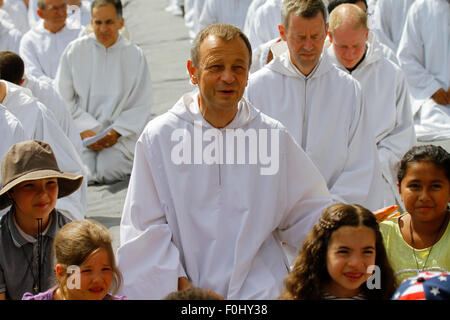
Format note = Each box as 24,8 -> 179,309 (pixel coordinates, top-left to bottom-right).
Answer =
0,140 -> 84,210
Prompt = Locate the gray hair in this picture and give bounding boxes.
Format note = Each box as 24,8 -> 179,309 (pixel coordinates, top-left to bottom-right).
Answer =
38,0 -> 67,10
190,23 -> 252,68
281,0 -> 327,30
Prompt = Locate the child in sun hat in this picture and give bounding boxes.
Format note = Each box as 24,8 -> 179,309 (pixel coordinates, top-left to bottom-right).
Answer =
0,139 -> 83,300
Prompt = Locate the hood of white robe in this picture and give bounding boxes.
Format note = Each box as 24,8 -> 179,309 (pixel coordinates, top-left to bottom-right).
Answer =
168,89 -> 259,130
1,80 -> 37,111
266,40 -> 335,80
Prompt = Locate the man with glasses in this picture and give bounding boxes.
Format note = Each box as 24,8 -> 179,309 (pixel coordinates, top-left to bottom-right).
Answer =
19,0 -> 80,84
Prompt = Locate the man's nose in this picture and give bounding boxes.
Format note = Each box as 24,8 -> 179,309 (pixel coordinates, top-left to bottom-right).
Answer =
221,69 -> 235,83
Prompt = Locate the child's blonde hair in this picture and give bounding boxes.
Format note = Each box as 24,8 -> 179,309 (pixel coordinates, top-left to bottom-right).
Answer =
53,219 -> 122,299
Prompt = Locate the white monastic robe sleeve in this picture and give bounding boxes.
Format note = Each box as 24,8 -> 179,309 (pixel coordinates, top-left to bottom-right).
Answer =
55,47 -> 103,133
397,7 -> 442,104
108,50 -> 153,139
198,0 -> 217,31
117,134 -> 186,299
376,70 -> 416,188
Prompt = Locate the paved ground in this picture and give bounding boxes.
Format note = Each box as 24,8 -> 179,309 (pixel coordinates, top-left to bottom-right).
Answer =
85,0 -> 192,253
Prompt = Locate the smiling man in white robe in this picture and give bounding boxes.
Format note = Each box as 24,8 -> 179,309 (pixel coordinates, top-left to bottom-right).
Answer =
246,0 -> 385,211
55,0 -> 153,184
325,4 -> 416,209
19,0 -> 80,84
117,23 -> 332,300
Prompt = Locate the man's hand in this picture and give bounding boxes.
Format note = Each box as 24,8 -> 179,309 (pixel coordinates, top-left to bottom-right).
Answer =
431,88 -> 450,105
94,129 -> 121,150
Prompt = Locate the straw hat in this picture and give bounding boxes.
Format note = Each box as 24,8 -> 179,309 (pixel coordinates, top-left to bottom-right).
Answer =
0,140 -> 84,210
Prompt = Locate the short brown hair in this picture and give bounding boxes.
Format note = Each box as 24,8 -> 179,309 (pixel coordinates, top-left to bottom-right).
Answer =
190,23 -> 252,68
281,0 -> 327,30
0,51 -> 24,85
53,219 -> 122,299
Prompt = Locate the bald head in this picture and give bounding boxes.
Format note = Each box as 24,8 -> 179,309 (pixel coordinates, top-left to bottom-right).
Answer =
328,3 -> 368,34
328,4 -> 369,70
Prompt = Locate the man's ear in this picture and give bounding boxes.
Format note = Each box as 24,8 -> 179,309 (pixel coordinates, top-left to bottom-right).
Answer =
187,60 -> 198,85
278,24 -> 287,41
120,18 -> 124,29
37,9 -> 44,19
327,30 -> 333,43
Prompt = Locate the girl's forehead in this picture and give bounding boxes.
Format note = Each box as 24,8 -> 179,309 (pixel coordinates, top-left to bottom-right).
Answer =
328,225 -> 375,246
405,161 -> 448,179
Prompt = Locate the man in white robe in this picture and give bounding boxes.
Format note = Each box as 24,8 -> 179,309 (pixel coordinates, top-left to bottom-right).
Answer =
326,4 -> 416,209
117,23 -> 332,300
0,50 -> 83,156
397,0 -> 450,144
1,0 -> 30,34
246,0 -> 282,49
0,20 -> 22,54
19,0 -> 80,84
243,0 -> 267,38
55,0 -> 153,184
0,104 -> 26,166
184,0 -> 206,40
246,0 -> 385,211
198,0 -> 253,31
0,80 -> 87,220
373,0 -> 414,53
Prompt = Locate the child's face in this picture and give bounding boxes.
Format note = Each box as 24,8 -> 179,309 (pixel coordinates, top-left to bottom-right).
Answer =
325,226 -> 376,298
10,178 -> 58,220
66,248 -> 114,300
399,161 -> 450,222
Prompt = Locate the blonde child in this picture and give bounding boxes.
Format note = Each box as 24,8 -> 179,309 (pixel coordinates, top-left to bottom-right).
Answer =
380,145 -> 450,283
280,203 -> 397,300
0,140 -> 83,300
22,219 -> 125,300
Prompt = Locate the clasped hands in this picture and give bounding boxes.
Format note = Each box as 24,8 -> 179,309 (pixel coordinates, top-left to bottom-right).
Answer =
80,129 -> 121,151
431,88 -> 450,106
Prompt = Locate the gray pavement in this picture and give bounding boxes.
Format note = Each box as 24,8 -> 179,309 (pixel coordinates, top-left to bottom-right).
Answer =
85,0 -> 193,253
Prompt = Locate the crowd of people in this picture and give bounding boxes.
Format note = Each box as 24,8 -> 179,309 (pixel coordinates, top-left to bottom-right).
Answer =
0,0 -> 448,301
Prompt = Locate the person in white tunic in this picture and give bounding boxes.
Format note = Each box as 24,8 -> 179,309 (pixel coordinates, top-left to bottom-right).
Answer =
184,0 -> 206,40
0,80 -> 87,220
246,0 -> 282,49
198,0 -> 253,31
1,0 -> 30,34
117,23 -> 333,300
246,0 -> 385,211
0,20 -> 22,54
373,0 -> 415,53
0,104 -> 26,167
397,0 -> 450,144
19,0 -> 80,84
55,0 -> 153,184
66,0 -> 92,28
325,4 -> 416,209
243,0 -> 268,38
0,51 -> 83,156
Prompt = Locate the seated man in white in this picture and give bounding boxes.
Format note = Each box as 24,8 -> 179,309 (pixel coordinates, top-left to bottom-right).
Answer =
56,0 -> 153,184
198,0 -> 253,31
0,19 -> 22,54
0,50 -> 83,156
1,0 -> 30,34
0,80 -> 87,220
397,0 -> 450,146
0,104 -> 26,169
20,0 -> 80,84
117,23 -> 333,300
246,0 -> 385,211
325,4 -> 416,209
